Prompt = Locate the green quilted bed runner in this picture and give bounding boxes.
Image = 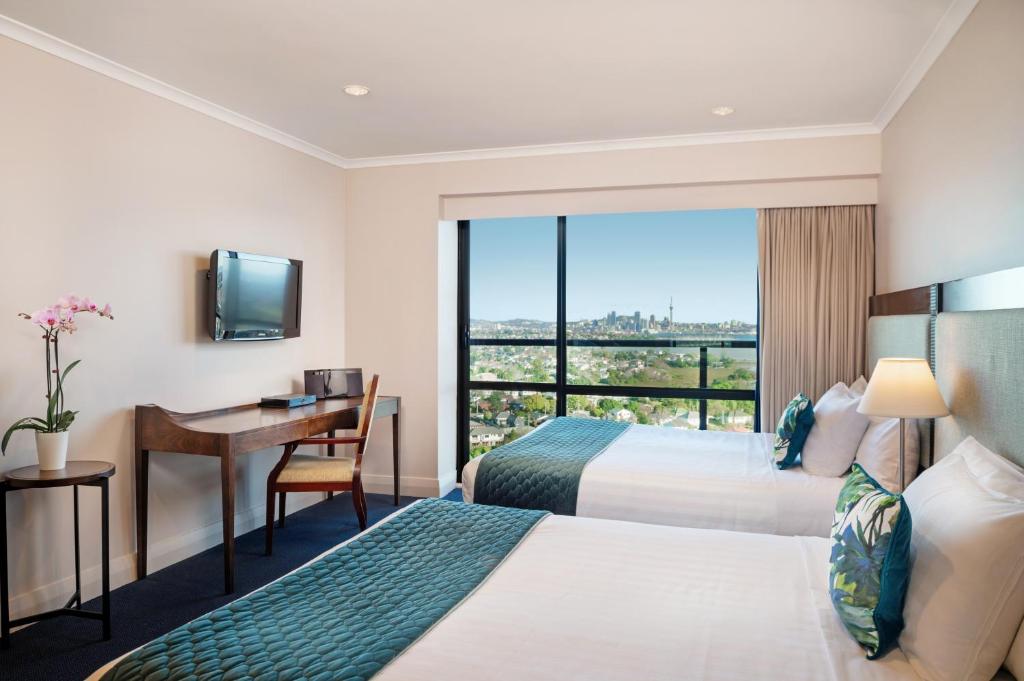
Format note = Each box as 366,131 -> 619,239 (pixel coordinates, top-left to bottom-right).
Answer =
474,416 -> 630,515
101,499 -> 546,681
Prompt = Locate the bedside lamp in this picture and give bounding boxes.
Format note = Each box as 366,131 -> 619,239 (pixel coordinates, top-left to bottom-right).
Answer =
858,358 -> 949,491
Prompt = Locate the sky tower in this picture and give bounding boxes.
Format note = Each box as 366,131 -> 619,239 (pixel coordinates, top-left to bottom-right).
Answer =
669,297 -> 674,329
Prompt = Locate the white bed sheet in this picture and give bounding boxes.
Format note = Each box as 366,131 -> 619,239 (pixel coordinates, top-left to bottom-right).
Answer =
462,423 -> 844,537
378,514 -> 920,681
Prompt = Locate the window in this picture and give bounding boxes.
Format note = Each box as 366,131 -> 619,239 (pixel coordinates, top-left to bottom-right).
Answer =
458,209 -> 758,470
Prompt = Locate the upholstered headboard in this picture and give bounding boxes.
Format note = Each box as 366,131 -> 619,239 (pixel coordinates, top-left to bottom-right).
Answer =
865,313 -> 933,464
933,309 -> 1024,468
866,314 -> 932,373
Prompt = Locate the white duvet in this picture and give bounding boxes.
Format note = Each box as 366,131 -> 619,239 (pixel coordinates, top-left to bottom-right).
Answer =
378,512 -> 919,681
462,423 -> 845,537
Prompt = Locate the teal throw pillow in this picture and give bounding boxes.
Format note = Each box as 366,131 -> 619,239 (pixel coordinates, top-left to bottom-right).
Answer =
829,464 -> 912,659
773,393 -> 814,468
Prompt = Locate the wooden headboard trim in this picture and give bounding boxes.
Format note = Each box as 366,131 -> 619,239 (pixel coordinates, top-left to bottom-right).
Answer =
869,284 -> 934,317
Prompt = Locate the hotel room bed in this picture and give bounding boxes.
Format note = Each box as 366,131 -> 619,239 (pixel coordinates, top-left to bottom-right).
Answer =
460,314 -> 934,538
462,421 -> 846,537
93,499 -> 924,681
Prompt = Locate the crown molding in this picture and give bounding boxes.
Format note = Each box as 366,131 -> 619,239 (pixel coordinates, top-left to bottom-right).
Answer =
3,2 -> 973,169
873,0 -> 979,130
342,123 -> 881,169
0,13 -> 348,169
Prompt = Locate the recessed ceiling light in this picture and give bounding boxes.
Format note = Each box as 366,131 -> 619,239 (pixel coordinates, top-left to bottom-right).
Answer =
711,106 -> 735,116
344,84 -> 370,97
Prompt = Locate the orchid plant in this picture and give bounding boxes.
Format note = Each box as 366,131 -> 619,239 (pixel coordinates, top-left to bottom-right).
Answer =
2,295 -> 114,454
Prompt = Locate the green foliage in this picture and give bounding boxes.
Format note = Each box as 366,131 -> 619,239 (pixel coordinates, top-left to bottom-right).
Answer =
2,417 -> 48,454
521,393 -> 555,414
3,355 -> 82,455
566,395 -> 590,413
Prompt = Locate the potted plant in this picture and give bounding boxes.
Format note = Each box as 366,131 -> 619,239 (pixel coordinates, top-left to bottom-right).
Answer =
2,295 -> 113,470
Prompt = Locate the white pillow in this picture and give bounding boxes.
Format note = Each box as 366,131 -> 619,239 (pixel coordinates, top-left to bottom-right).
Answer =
800,382 -> 870,477
850,375 -> 868,395
854,417 -> 920,492
1005,620 -> 1024,680
901,437 -> 1024,681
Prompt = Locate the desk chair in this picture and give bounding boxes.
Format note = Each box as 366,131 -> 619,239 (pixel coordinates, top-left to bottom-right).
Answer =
265,374 -> 380,555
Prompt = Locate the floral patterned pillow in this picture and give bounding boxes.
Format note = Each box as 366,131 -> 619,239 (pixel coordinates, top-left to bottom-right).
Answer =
829,464 -> 912,659
773,393 -> 815,468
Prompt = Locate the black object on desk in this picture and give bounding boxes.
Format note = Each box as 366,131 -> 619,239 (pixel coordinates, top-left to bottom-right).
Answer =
259,393 -> 317,408
1,460 -> 115,649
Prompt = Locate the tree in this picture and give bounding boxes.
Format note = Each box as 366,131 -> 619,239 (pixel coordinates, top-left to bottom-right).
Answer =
522,393 -> 554,414
729,368 -> 754,383
567,395 -> 590,413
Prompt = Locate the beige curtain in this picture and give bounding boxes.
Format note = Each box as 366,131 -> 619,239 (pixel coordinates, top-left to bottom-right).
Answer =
758,205 -> 874,432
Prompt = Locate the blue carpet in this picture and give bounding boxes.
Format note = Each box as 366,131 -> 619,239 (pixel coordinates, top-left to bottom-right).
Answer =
1,487 -> 464,681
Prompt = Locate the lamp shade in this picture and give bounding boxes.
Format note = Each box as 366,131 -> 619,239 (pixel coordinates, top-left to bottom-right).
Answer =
858,358 -> 950,419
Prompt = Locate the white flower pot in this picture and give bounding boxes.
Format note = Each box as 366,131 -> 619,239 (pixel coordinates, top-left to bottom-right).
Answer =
36,431 -> 69,471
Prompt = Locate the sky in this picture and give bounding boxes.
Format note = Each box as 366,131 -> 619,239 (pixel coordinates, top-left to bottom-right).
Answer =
469,208 -> 758,324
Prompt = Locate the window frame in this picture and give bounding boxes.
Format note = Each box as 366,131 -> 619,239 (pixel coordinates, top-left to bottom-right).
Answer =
457,216 -> 760,478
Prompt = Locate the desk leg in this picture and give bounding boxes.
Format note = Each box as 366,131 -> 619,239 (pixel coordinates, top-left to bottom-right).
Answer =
393,407 -> 401,505
101,478 -> 111,640
1,485 -> 9,649
220,451 -> 236,594
135,447 -> 149,580
327,429 -> 336,500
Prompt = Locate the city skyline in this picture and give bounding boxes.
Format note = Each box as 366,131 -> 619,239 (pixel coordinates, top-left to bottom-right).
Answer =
469,208 -> 758,325
470,305 -> 753,328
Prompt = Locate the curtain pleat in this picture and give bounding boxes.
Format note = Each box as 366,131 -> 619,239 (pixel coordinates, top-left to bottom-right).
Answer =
758,205 -> 874,432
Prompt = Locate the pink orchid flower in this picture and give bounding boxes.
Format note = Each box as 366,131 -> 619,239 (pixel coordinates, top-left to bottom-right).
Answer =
40,308 -> 59,327
57,295 -> 81,312
19,296 -> 113,329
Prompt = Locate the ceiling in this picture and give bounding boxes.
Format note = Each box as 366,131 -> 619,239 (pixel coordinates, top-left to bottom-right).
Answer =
0,0 -> 972,165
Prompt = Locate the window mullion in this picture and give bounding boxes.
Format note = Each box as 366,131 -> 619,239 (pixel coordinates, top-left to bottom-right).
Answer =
556,216 -> 567,416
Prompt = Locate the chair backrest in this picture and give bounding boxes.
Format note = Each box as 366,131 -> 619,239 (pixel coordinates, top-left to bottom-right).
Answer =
356,374 -> 381,445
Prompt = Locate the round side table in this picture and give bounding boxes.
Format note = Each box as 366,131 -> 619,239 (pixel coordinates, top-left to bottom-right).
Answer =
0,460 -> 115,649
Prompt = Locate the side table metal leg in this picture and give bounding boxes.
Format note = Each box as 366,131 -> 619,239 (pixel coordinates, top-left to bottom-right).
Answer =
101,478 -> 111,640
73,485 -> 82,609
1,486 -> 9,649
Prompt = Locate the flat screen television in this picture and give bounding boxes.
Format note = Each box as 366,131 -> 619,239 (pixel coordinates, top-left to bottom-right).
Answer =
208,250 -> 302,341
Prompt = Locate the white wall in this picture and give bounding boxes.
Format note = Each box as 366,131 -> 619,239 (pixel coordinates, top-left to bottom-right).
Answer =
0,36 -> 347,616
876,0 -> 1024,293
345,135 -> 881,496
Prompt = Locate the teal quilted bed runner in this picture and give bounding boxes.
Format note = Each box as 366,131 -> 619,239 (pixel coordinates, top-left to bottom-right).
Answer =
474,416 -> 630,515
101,499 -> 546,681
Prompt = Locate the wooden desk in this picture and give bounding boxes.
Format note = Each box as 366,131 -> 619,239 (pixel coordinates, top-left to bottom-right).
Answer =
134,396 -> 400,593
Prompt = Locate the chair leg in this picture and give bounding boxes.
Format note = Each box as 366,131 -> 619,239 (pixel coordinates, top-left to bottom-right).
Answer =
265,485 -> 275,556
278,492 -> 287,528
352,483 -> 367,531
